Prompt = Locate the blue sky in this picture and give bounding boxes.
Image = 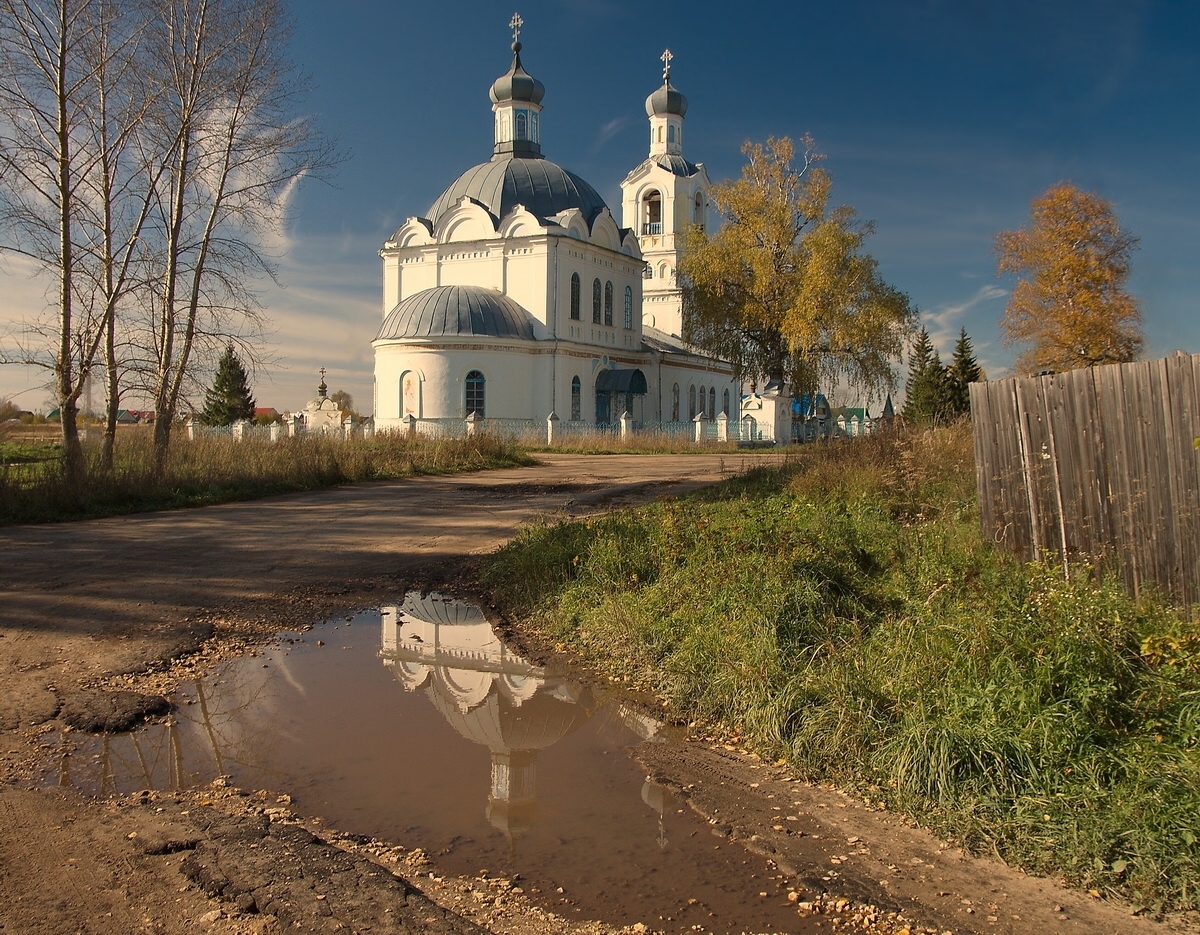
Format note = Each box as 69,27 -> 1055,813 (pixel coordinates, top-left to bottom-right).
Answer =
2,0 -> 1198,412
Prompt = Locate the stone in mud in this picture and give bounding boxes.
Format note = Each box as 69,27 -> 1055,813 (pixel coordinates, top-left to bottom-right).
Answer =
58,689 -> 171,733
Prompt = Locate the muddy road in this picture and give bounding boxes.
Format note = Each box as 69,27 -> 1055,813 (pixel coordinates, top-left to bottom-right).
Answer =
0,454 -> 1193,935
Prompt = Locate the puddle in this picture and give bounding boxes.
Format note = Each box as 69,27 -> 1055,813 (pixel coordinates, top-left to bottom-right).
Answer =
44,593 -> 814,934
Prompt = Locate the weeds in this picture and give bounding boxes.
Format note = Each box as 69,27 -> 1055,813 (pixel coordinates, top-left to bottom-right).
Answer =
484,423 -> 1200,911
0,429 -> 534,524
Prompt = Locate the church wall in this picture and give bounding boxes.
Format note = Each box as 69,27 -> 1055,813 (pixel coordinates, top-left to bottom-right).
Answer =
373,342 -> 550,428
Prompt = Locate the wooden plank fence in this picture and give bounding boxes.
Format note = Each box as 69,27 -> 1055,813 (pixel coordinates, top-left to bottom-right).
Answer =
970,351 -> 1200,606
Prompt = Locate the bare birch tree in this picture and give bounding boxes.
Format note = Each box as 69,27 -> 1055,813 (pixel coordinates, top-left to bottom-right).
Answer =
0,0 -> 111,485
140,0 -> 332,471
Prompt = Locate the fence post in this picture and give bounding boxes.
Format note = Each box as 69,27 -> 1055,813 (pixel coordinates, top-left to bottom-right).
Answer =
716,411 -> 728,442
232,419 -> 247,442
742,414 -> 756,442
465,411 -> 480,437
269,422 -> 281,442
693,412 -> 706,444
342,414 -> 355,440
404,413 -> 417,436
288,413 -> 303,437
620,411 -> 633,441
546,411 -> 559,446
362,418 -> 374,440
186,416 -> 200,441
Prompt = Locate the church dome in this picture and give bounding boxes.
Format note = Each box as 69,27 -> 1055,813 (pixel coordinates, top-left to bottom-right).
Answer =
645,80 -> 687,118
376,285 -> 537,341
426,155 -> 608,225
489,42 -> 545,106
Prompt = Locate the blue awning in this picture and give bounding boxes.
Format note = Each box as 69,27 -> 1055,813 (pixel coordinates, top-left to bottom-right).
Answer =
595,368 -> 648,395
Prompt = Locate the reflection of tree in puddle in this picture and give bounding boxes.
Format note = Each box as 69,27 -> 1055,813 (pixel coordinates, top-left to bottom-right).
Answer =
52,656 -> 287,796
379,592 -> 668,844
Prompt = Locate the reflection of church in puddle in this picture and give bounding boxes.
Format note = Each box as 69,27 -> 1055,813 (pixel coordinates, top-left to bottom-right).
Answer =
379,592 -> 664,842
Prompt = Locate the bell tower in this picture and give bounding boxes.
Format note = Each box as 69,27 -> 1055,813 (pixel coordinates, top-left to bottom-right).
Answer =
620,51 -> 710,337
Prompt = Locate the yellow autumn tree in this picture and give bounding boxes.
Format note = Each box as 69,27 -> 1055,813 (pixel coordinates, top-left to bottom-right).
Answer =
995,182 -> 1142,374
679,136 -> 914,396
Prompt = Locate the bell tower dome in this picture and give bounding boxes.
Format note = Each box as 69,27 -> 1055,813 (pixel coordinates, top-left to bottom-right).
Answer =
621,51 -> 711,337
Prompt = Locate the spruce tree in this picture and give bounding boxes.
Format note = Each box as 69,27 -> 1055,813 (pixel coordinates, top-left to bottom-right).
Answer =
201,345 -> 256,426
946,327 -> 983,417
902,328 -> 945,424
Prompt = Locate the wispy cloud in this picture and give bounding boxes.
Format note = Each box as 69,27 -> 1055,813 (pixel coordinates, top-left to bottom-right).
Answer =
921,284 -> 1006,352
594,116 -> 629,152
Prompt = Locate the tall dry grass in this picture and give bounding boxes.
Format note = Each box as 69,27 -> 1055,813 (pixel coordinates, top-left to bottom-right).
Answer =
0,428 -> 533,524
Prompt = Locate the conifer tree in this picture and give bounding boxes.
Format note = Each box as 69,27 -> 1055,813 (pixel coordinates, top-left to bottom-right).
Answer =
200,344 -> 255,426
945,328 -> 982,417
902,328 -> 948,424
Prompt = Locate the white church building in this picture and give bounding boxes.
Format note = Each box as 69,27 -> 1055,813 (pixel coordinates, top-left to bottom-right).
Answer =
372,21 -> 738,433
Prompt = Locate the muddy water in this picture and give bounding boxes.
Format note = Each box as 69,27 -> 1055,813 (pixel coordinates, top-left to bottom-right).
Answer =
45,594 -> 814,934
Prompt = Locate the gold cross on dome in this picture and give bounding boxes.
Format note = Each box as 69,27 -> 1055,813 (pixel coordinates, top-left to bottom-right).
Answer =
319,367 -> 327,382
509,12 -> 523,43
661,48 -> 673,81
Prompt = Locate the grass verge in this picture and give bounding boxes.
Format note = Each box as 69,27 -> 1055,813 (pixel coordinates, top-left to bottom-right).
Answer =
483,423 -> 1200,913
0,429 -> 534,524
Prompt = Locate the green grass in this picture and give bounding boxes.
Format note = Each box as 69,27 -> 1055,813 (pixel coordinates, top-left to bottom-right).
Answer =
0,428 -> 534,524
483,424 -> 1200,912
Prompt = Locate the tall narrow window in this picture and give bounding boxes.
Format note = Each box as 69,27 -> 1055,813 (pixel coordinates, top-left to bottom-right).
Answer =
667,124 -> 675,143
722,388 -> 730,416
570,273 -> 580,320
671,383 -> 680,422
465,370 -> 485,418
688,385 -> 697,420
592,278 -> 602,323
515,110 -> 527,140
709,387 -> 716,419
624,286 -> 633,329
698,386 -> 706,418
694,192 -> 704,226
571,376 -> 581,421
604,281 -> 613,326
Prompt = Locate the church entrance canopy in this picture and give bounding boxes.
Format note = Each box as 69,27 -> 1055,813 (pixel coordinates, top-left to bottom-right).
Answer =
595,368 -> 648,424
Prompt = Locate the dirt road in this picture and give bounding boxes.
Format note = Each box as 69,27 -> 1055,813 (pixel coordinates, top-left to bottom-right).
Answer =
0,454 -> 1193,935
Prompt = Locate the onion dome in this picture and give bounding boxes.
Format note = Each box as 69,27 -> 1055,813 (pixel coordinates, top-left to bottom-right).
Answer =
489,41 -> 545,106
376,285 -> 537,342
645,80 -> 688,118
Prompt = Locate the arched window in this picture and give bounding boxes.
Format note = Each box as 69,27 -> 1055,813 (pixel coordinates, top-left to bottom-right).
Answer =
592,278 -> 602,323
694,192 -> 704,227
667,124 -> 676,143
642,191 -> 662,235
604,281 -> 613,326
515,110 -> 527,140
698,385 -> 706,418
569,272 -> 580,320
722,388 -> 730,416
709,387 -> 716,419
623,286 -> 633,329
643,265 -> 653,279
465,370 -> 485,418
657,126 -> 663,143
688,384 -> 697,420
571,376 -> 581,421
671,383 -> 680,422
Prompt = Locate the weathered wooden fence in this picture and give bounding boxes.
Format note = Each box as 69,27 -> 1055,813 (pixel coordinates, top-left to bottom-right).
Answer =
970,351 -> 1200,606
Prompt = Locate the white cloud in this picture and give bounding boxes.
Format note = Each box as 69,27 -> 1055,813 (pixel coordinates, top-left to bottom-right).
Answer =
921,284 -> 1007,354
594,117 -> 629,152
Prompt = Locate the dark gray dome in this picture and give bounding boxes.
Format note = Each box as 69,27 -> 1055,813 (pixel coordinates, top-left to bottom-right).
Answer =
489,43 -> 545,106
645,80 -> 687,117
426,155 -> 608,225
376,286 -> 537,341
649,154 -> 699,177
